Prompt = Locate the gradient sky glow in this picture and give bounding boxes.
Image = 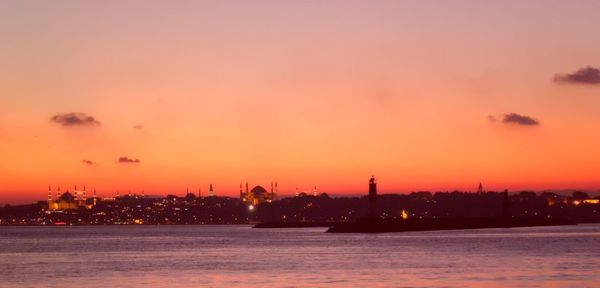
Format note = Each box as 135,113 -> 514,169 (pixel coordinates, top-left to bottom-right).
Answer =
2,0 -> 600,204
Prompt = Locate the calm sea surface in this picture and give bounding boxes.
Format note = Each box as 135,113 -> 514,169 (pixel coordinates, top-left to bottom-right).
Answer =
1,224 -> 599,287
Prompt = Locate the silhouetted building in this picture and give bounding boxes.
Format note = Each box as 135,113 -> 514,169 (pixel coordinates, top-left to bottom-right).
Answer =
502,189 -> 511,218
184,188 -> 197,202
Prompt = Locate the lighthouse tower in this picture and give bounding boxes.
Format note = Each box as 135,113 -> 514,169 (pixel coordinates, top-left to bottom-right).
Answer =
368,176 -> 377,218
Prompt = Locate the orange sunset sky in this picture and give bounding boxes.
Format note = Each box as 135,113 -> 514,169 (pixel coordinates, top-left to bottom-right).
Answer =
1,1 -> 600,204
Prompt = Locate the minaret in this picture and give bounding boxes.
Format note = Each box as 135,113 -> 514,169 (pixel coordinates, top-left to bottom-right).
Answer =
198,187 -> 202,199
56,185 -> 60,200
47,185 -> 54,211
240,183 -> 244,201
209,184 -> 214,197
48,185 -> 52,205
83,185 -> 87,201
93,188 -> 97,206
368,176 -> 377,219
274,181 -> 278,200
478,182 -> 484,194
74,185 -> 78,201
245,182 -> 249,196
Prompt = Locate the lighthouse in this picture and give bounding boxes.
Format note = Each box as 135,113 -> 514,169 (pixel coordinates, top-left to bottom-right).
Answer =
368,176 -> 377,218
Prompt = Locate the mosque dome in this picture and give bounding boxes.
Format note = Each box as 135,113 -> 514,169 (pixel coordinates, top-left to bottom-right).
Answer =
250,186 -> 267,196
58,192 -> 75,202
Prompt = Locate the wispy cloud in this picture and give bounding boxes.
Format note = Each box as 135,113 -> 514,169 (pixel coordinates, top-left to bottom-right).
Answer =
553,66 -> 600,84
51,112 -> 101,127
118,156 -> 140,163
133,125 -> 143,129
502,113 -> 539,126
82,159 -> 95,165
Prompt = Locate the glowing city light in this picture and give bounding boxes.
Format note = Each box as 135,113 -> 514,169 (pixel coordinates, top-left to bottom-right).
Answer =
401,209 -> 409,220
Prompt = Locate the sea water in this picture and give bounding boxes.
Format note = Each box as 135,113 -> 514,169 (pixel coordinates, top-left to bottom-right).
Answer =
1,224 -> 599,287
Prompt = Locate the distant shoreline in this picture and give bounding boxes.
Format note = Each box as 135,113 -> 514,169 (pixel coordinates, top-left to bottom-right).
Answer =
3,220 -> 600,228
